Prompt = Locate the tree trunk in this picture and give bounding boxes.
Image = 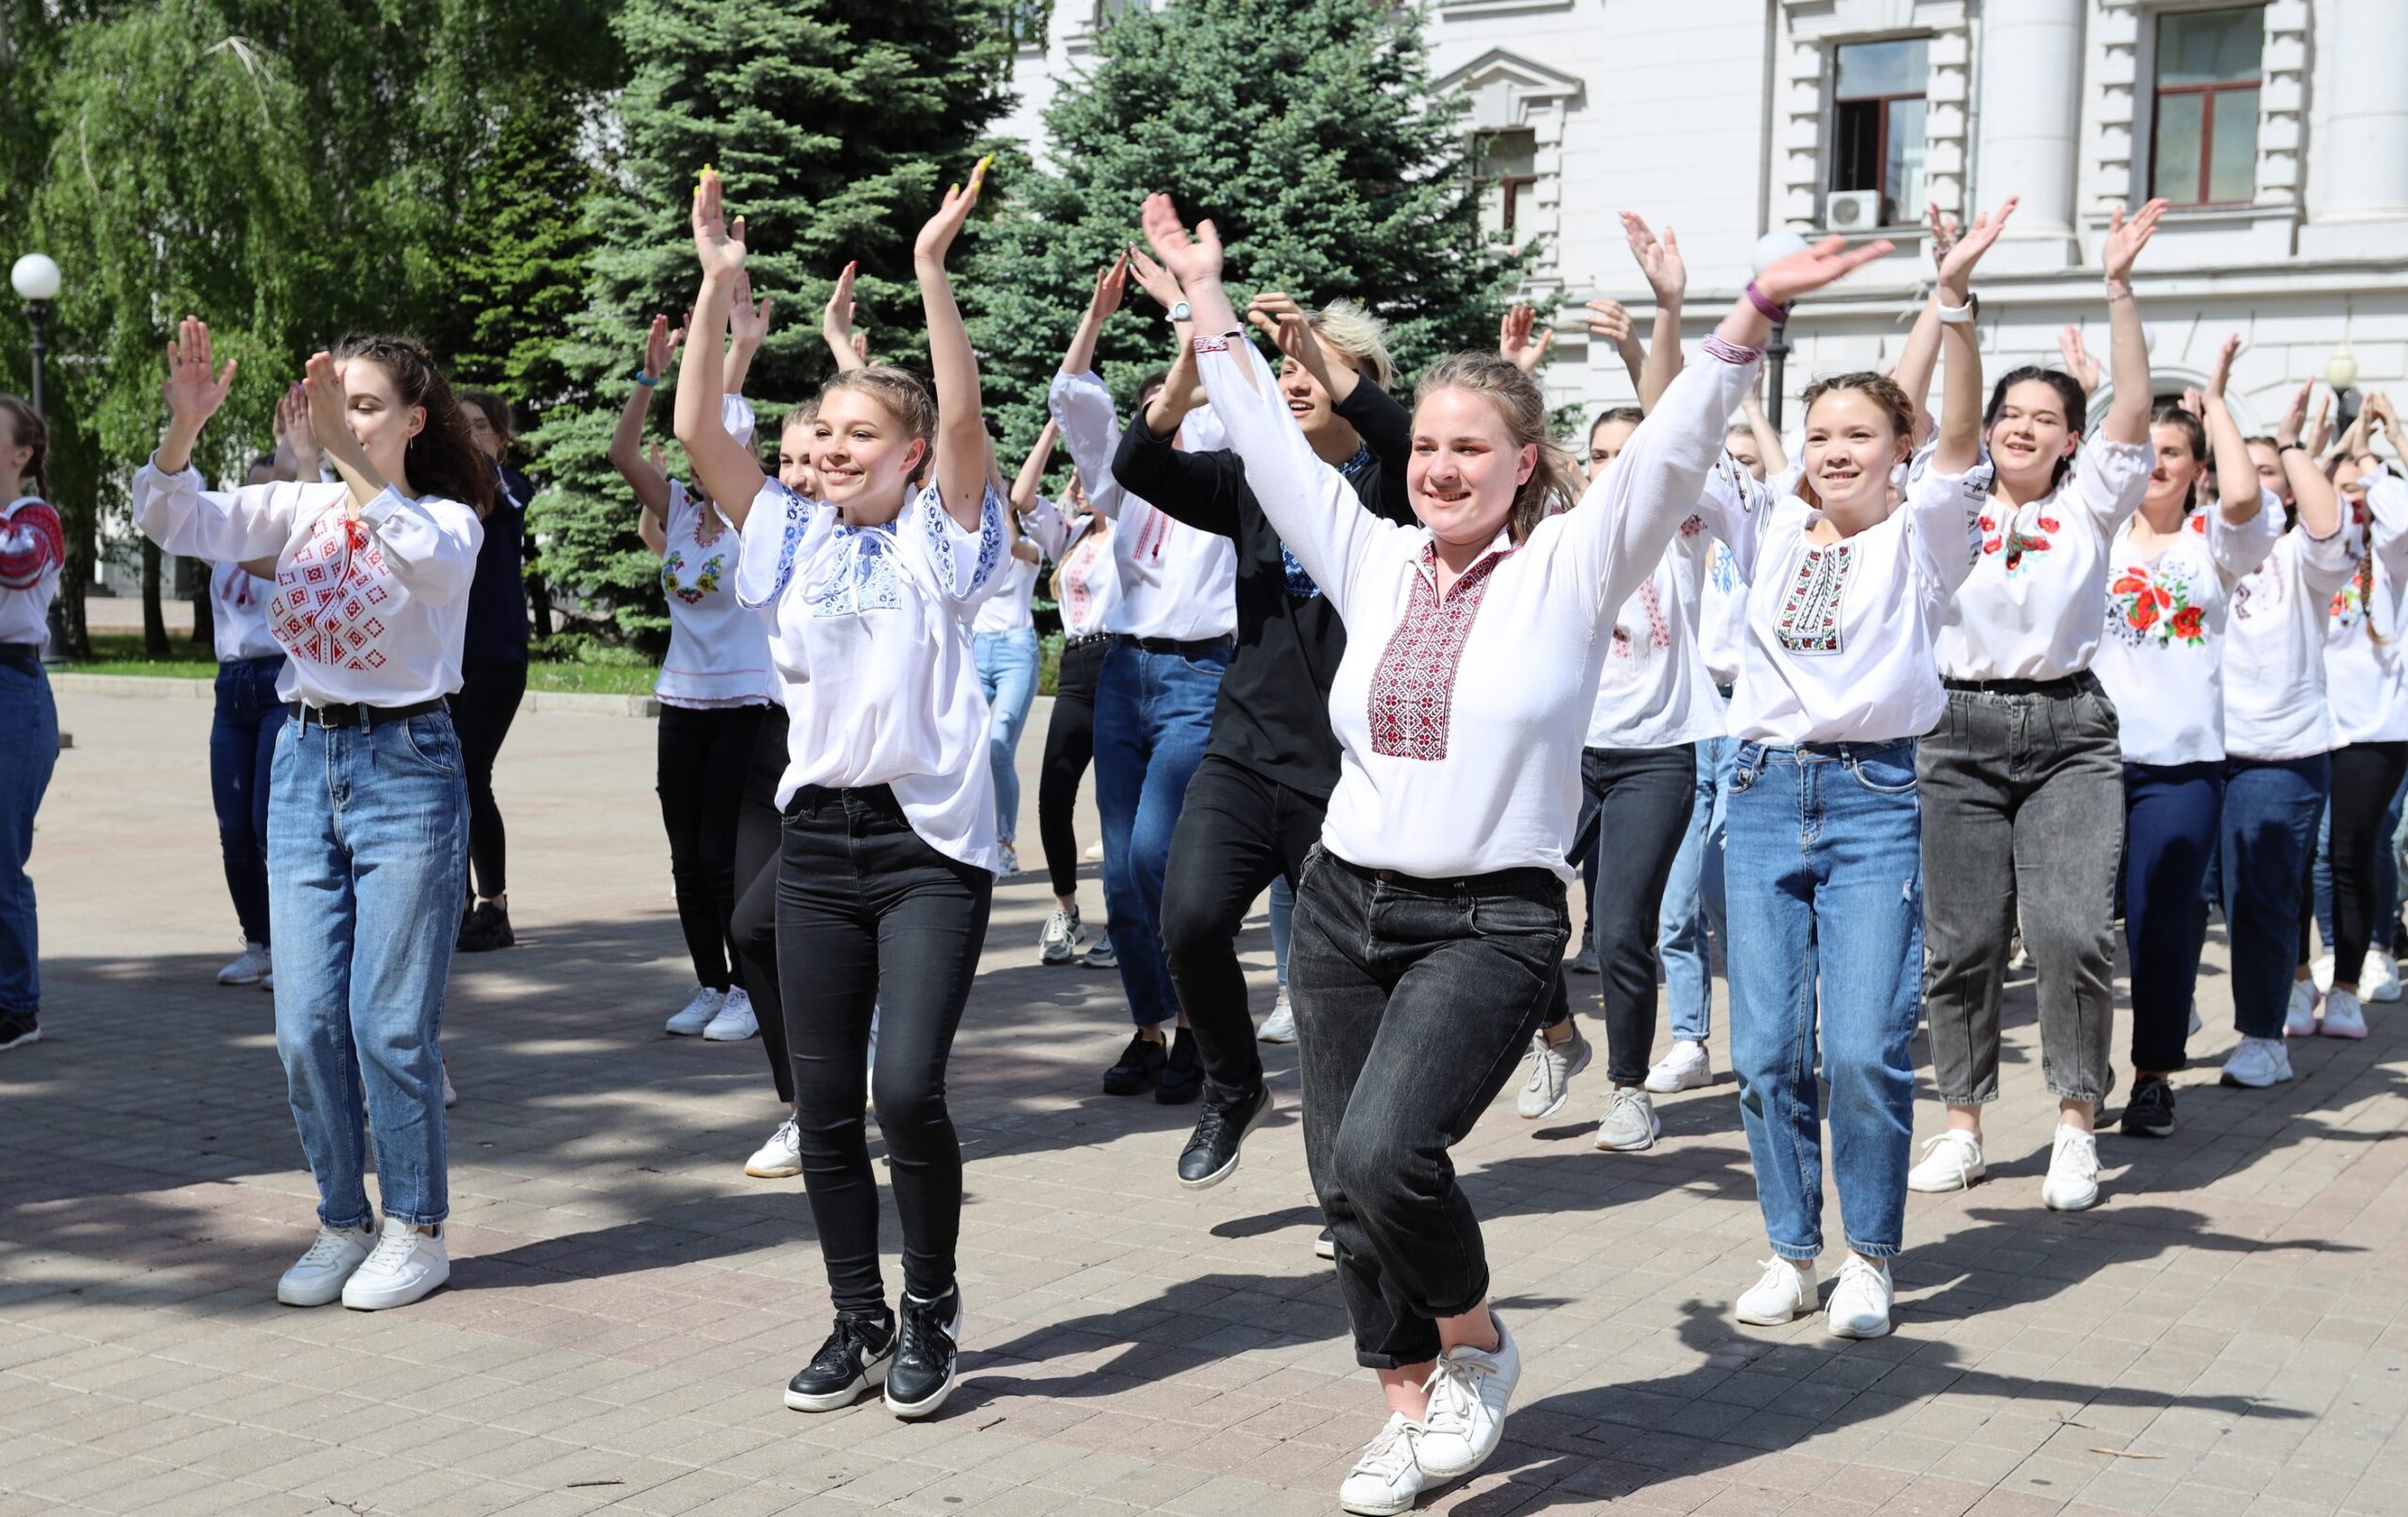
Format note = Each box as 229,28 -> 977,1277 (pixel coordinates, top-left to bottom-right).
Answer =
191,569 -> 214,649
141,539 -> 169,657
59,504 -> 93,659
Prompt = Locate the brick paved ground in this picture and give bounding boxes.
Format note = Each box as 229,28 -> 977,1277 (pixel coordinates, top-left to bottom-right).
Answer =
7,689 -> 2407,1517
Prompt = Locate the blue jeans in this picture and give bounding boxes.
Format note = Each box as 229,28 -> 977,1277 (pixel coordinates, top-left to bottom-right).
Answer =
2219,754 -> 2330,1040
1724,741 -> 1924,1262
974,627 -> 1040,845
1271,874 -> 1294,988
212,656 -> 286,945
1657,734 -> 1734,1043
269,710 -> 469,1228
1093,640 -> 1228,1027
2122,762 -> 2222,1073
0,660 -> 58,1014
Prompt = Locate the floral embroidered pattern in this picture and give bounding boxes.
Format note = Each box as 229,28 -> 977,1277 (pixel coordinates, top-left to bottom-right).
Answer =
2107,561 -> 2207,646
269,512 -> 401,670
1367,546 -> 1512,761
1609,579 -> 1671,659
660,547 -> 726,606
0,500 -> 63,589
807,526 -> 904,619
1980,503 -> 2062,574
1775,544 -> 1851,654
2232,555 -> 2285,623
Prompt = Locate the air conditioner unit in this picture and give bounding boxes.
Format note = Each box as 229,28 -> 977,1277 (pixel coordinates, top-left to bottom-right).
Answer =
1825,189 -> 1884,232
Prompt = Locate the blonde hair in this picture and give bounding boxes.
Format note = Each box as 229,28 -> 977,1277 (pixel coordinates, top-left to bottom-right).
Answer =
1309,300 -> 1396,391
819,364 -> 935,445
1413,352 -> 1582,542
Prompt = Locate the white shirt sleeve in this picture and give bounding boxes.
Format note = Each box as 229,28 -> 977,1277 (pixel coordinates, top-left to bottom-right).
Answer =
2300,512 -> 2364,598
1903,454 -> 1995,607
1047,371 -> 1132,523
2208,489 -> 2284,585
1192,333 -> 1396,626
2074,438 -> 2154,534
132,459 -> 307,561
1687,450 -> 1782,581
1021,494 -> 1085,563
353,487 -> 483,606
2365,470 -> 2408,574
730,478 -> 831,610
902,480 -> 1008,602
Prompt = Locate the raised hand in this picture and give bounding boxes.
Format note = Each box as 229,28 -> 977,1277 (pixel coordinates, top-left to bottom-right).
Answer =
277,384 -> 322,482
1125,245 -> 1185,314
2275,379 -> 2314,448
301,352 -> 354,463
730,267 -> 774,345
850,332 -> 870,365
161,317 -> 238,431
2178,386 -> 2205,419
2057,324 -> 2100,395
1752,234 -> 1896,308
690,166 -> 749,280
1248,291 -> 1320,368
2369,392 -> 2399,442
1925,200 -> 1959,273
913,155 -> 991,265
1139,194 -> 1225,292
1583,299 -> 1633,347
2204,334 -> 2242,403
643,314 -> 684,380
1090,251 -> 1131,323
1621,213 -> 1686,305
2101,198 -> 2169,286
1936,196 -> 2018,295
822,261 -> 858,349
1498,303 -> 1554,373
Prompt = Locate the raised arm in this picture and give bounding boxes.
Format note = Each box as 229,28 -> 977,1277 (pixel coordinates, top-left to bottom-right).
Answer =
674,169 -> 769,529
913,157 -> 993,533
1739,370 -> 1787,474
1930,197 -> 2015,477
610,316 -> 681,528
2284,386 -> 2346,545
1011,419 -> 1058,520
1583,300 -> 1647,398
134,319 -> 300,561
1623,213 -> 1687,412
723,268 -> 772,398
821,261 -> 866,374
1498,304 -> 1555,375
1250,291 -> 1356,404
2200,335 -> 2265,529
2099,198 -> 2170,446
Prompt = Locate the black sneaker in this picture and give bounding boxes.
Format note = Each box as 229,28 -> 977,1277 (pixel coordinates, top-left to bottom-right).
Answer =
1155,1030 -> 1202,1105
0,1008 -> 38,1051
784,1310 -> 895,1412
883,1288 -> 962,1419
1314,1226 -> 1337,1260
1178,1083 -> 1272,1190
1102,1032 -> 1165,1096
456,900 -> 515,953
2393,918 -> 2408,960
2120,1075 -> 2177,1138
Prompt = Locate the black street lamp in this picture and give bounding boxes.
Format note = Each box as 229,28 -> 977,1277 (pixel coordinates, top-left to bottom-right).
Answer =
12,253 -> 63,666
1751,230 -> 1809,433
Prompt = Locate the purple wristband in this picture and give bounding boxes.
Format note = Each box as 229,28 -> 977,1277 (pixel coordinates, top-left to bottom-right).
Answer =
1744,280 -> 1791,323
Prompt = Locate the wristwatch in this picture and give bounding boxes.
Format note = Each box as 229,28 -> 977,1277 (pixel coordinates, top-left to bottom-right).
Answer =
1168,300 -> 1193,324
1936,292 -> 1979,325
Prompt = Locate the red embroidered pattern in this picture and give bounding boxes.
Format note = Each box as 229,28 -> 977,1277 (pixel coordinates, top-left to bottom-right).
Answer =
1366,547 -> 1511,760
1776,544 -> 1851,653
0,500 -> 64,590
270,514 -> 401,670
1609,578 -> 1671,659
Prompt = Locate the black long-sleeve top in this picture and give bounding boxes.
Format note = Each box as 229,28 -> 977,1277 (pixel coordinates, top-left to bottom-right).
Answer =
1112,376 -> 1417,801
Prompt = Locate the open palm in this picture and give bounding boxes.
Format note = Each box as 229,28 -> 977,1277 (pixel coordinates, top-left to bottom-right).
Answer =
1753,234 -> 1896,308
161,317 -> 237,430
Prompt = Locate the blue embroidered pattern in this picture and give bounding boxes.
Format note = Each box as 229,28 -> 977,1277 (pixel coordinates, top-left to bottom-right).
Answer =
1280,442 -> 1374,602
763,488 -> 813,606
807,524 -> 904,619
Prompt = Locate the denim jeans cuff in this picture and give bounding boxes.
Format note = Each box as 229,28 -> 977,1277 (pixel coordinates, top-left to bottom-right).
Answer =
380,1208 -> 448,1230
319,1208 -> 375,1233
1354,1337 -> 1445,1371
1935,1088 -> 2000,1106
1844,1237 -> 1902,1261
1769,1239 -> 1821,1263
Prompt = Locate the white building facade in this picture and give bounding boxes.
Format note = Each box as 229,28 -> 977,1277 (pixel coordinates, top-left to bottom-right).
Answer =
1000,0 -> 2408,440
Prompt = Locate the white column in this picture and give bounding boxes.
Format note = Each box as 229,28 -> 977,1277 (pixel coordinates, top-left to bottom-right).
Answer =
1972,0 -> 2085,270
2314,0 -> 2408,223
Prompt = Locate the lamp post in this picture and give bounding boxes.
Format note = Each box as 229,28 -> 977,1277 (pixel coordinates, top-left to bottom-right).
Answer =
10,253 -> 63,667
2326,345 -> 2362,437
1751,229 -> 1810,432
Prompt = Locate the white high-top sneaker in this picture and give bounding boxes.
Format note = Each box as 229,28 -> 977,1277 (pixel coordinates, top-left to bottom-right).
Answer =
665,986 -> 723,1036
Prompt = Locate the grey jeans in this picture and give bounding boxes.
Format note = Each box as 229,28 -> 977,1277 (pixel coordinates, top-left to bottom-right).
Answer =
1917,673 -> 2124,1105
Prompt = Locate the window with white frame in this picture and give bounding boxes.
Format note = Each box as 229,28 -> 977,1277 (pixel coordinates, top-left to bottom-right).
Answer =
1829,37 -> 1929,228
1005,0 -> 1051,52
1473,128 -> 1539,243
2148,5 -> 2264,208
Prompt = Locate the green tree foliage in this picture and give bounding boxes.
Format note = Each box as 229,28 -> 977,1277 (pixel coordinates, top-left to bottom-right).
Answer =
967,0 -> 1522,454
528,0 -> 1013,648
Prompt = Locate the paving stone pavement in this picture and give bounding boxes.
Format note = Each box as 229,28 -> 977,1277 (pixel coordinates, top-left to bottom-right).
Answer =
7,689 -> 2408,1517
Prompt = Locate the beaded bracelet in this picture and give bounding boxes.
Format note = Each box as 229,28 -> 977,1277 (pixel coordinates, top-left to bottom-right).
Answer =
633,371 -> 660,388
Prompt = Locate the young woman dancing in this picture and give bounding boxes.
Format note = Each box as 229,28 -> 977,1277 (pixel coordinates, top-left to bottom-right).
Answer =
1144,192 -> 1890,1514
135,324 -> 490,1310
610,301 -> 780,1041
2091,340 -> 2279,1134
0,395 -> 61,1053
973,434 -> 1051,880
451,387 -> 535,956
1909,198 -> 2162,1210
674,164 -> 1005,1421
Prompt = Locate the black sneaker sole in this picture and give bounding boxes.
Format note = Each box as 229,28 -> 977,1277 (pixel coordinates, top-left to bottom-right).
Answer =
784,1356 -> 887,1413
883,1297 -> 964,1420
1101,1070 -> 1160,1096
2119,1113 -> 2175,1138
1154,1076 -> 1202,1106
1177,1090 -> 1274,1192
0,1026 -> 39,1051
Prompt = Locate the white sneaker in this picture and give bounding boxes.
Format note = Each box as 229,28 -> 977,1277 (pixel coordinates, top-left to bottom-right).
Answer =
1735,1256 -> 1817,1325
1593,1085 -> 1661,1152
1515,1025 -> 1591,1119
704,987 -> 759,1041
261,970 -> 275,993
2286,979 -> 2321,1037
1413,1312 -> 1518,1479
2220,1035 -> 2295,1088
340,1217 -> 450,1310
2321,988 -> 2368,1039
217,941 -> 272,987
997,843 -> 1020,878
666,986 -> 722,1036
2188,1003 -> 2201,1037
1259,988 -> 1296,1043
276,1223 -> 374,1306
1643,1039 -> 1712,1094
1826,1256 -> 1893,1339
745,1114 -> 802,1178
2364,951 -> 2402,1003
1039,906 -> 1085,964
1339,1414 -> 1431,1516
441,1061 -> 457,1109
1907,1130 -> 1986,1193
2040,1124 -> 2100,1211
2312,952 -> 2336,994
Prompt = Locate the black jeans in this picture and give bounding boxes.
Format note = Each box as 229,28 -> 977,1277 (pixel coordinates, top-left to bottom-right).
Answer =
657,703 -> 767,990
2330,740 -> 2408,986
1540,744 -> 1698,1085
1038,637 -> 1107,899
1291,845 -> 1567,1367
732,709 -> 791,1102
452,659 -> 527,901
1161,755 -> 1325,1108
778,784 -> 991,1314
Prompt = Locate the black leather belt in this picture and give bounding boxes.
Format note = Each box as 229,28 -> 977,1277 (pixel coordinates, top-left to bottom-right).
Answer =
1942,672 -> 2096,698
1064,633 -> 1111,650
0,642 -> 40,672
1113,634 -> 1233,658
288,696 -> 448,729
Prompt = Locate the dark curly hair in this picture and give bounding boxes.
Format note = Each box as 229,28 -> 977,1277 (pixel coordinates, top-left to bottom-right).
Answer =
330,334 -> 495,517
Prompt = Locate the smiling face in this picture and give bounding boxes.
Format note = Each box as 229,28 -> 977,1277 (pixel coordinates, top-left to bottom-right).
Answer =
2145,419 -> 2205,512
1278,350 -> 1360,438
1801,388 -> 1909,515
812,389 -> 927,523
332,358 -> 423,485
1408,387 -> 1536,548
1987,378 -> 2078,493
778,415 -> 819,497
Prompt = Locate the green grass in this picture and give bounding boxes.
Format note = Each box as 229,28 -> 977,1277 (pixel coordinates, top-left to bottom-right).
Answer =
64,633 -> 658,696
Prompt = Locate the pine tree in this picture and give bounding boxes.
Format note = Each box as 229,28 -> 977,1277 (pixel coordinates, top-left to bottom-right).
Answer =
527,0 -> 1013,648
968,0 -> 1522,454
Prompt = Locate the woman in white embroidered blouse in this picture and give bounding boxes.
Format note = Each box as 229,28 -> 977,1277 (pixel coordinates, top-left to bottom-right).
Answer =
1021,453 -> 1122,961
0,394 -> 62,1058
1144,191 -> 1892,1514
2092,339 -> 2280,1137
1910,198 -> 2164,1214
134,325 -> 490,1316
672,164 -> 1004,1424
